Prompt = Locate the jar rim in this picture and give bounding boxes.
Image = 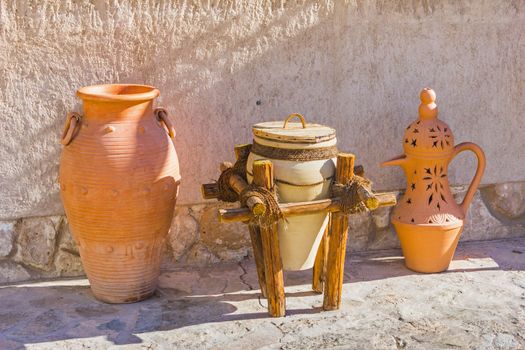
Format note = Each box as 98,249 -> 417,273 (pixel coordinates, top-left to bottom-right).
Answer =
77,84 -> 160,102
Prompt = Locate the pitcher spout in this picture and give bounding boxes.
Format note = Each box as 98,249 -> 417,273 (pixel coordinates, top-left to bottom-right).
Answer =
381,154 -> 407,168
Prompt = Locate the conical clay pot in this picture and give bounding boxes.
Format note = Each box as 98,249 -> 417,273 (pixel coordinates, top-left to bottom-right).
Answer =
393,221 -> 463,273
382,88 -> 485,273
59,84 -> 181,303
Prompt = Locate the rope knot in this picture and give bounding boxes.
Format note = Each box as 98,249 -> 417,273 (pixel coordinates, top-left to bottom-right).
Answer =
331,175 -> 372,214
215,145 -> 283,227
240,185 -> 283,228
217,166 -> 240,202
216,147 -> 250,202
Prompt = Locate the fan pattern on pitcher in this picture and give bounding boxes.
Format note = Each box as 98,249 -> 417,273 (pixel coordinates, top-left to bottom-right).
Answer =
428,125 -> 452,149
426,213 -> 459,224
404,120 -> 454,153
423,165 -> 447,211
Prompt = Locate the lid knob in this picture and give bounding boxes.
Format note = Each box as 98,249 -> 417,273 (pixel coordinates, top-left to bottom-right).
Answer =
419,88 -> 438,120
283,113 -> 307,129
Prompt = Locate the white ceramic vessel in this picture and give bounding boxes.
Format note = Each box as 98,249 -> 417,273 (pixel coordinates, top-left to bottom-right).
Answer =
247,114 -> 337,270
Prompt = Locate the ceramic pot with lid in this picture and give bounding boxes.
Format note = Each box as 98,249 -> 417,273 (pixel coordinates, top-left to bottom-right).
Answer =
382,88 -> 486,273
247,114 -> 338,270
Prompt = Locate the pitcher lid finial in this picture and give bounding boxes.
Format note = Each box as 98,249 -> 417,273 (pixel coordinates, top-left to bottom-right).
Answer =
402,88 -> 454,156
419,88 -> 438,120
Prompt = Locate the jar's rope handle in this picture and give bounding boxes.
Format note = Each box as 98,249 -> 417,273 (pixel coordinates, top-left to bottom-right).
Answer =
283,113 -> 306,129
155,107 -> 176,139
61,112 -> 82,146
450,142 -> 486,216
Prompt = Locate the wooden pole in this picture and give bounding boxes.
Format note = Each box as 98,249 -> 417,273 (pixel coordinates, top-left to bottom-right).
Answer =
312,215 -> 330,293
217,192 -> 397,223
234,143 -> 252,160
323,153 -> 354,311
201,183 -> 220,200
248,225 -> 267,298
233,144 -> 267,298
253,160 -> 285,317
223,170 -> 266,216
353,165 -> 364,177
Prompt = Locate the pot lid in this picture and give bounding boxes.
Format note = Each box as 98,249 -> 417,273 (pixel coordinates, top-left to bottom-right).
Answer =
403,88 -> 454,156
252,113 -> 336,144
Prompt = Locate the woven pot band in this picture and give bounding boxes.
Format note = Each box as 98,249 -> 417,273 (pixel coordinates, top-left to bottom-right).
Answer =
251,141 -> 338,161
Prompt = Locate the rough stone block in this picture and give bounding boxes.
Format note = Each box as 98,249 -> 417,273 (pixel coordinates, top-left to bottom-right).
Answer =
347,211 -> 373,252
0,221 -> 17,258
183,243 -> 221,266
0,261 -> 31,283
167,206 -> 199,261
368,205 -> 401,250
198,203 -> 250,262
456,189 -> 525,241
14,216 -> 62,270
481,183 -> 525,220
371,206 -> 392,230
53,219 -> 83,276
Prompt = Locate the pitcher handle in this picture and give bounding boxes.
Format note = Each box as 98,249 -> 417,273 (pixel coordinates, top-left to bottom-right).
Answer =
154,107 -> 176,139
450,142 -> 486,216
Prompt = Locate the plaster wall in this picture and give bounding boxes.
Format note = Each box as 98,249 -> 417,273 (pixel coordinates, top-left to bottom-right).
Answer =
0,0 -> 524,220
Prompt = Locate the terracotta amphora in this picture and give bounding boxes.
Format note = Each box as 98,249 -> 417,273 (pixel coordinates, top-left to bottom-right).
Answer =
59,84 -> 181,303
247,114 -> 337,270
382,88 -> 485,273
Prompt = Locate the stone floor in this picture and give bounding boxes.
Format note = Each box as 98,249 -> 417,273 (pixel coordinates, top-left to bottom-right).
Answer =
0,238 -> 524,350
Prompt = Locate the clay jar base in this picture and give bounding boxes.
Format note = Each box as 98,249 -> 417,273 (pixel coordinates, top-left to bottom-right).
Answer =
392,219 -> 464,273
78,238 -> 165,304
94,290 -> 156,304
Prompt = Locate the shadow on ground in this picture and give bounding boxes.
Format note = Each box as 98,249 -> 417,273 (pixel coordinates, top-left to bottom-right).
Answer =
0,237 -> 523,348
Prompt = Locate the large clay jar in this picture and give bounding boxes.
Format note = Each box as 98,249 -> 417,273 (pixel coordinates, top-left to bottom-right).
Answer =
247,114 -> 337,270
382,88 -> 485,273
59,84 -> 180,303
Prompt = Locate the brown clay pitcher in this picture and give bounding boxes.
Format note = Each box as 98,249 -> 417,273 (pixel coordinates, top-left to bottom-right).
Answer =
382,88 -> 486,273
59,84 -> 181,303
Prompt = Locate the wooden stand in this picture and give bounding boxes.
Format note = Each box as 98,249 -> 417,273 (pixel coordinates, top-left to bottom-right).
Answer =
201,146 -> 397,317
324,153 -> 353,310
253,160 -> 285,316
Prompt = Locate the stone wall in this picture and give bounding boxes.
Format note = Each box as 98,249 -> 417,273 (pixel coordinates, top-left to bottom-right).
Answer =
1,183 -> 523,284
0,1 -> 524,283
1,1 -> 525,219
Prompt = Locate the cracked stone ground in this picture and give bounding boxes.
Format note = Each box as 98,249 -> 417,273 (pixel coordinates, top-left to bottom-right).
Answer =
1,238 -> 524,350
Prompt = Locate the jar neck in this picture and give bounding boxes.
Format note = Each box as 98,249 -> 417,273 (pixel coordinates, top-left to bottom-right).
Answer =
81,99 -> 154,122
